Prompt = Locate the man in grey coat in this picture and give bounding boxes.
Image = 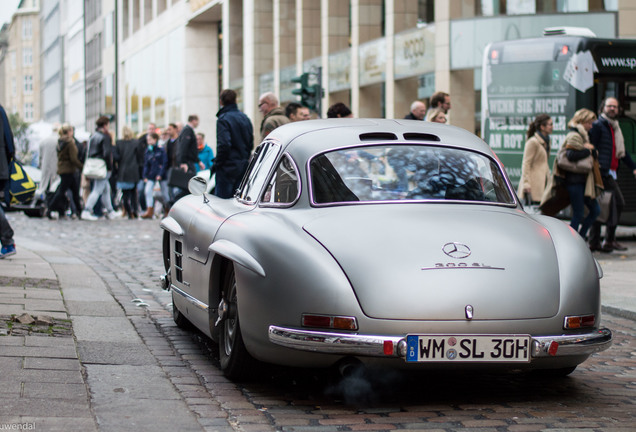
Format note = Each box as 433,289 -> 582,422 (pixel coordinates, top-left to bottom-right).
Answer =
37,124 -> 61,207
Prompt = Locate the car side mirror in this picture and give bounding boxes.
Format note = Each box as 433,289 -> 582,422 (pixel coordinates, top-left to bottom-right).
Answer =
188,176 -> 208,197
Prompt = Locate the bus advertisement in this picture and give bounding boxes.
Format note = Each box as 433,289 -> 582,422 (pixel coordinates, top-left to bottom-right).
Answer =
482,32 -> 636,224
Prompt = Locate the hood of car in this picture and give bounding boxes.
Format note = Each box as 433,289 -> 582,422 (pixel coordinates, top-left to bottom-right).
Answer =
303,205 -> 560,321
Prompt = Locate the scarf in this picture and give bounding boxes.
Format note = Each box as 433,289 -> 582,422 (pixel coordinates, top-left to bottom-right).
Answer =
536,131 -> 550,154
601,113 -> 625,159
564,124 -> 589,150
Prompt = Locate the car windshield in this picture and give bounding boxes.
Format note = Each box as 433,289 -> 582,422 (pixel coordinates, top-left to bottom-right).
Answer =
310,144 -> 515,205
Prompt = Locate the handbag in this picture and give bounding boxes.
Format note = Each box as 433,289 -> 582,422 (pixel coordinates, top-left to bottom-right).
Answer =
556,146 -> 594,174
167,167 -> 195,190
82,133 -> 107,179
83,157 -> 107,179
539,173 -> 569,217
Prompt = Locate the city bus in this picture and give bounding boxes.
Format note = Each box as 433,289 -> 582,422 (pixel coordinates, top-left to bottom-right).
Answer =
481,28 -> 636,224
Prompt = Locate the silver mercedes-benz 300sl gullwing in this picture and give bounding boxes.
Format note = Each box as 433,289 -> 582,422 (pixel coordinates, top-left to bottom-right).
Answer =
160,119 -> 611,380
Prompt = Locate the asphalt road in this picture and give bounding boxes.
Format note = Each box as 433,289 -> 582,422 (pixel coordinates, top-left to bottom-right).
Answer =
6,211 -> 636,431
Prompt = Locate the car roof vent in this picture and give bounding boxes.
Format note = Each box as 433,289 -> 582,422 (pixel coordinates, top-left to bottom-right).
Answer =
543,27 -> 596,37
359,132 -> 398,141
403,132 -> 441,142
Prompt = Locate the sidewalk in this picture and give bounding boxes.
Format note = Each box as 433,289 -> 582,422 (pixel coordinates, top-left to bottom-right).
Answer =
0,236 -> 205,431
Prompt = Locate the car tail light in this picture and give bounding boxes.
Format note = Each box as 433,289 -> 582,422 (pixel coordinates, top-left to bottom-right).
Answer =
564,314 -> 595,329
302,314 -> 358,330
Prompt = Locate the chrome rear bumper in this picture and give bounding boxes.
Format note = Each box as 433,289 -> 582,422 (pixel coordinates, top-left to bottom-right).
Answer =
268,326 -> 612,359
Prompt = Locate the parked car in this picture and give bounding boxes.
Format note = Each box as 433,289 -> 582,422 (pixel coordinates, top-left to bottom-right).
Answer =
160,119 -> 612,380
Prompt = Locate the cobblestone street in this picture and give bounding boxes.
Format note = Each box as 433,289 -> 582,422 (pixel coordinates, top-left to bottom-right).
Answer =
2,212 -> 635,431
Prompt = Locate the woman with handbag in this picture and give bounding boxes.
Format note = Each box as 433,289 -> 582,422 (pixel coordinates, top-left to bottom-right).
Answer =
47,124 -> 83,219
518,114 -> 553,205
557,108 -> 601,239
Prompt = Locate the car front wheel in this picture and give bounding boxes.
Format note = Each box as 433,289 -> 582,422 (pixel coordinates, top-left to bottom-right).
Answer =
218,265 -> 256,380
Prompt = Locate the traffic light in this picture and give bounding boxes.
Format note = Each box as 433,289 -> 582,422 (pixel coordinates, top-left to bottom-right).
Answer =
291,72 -> 323,112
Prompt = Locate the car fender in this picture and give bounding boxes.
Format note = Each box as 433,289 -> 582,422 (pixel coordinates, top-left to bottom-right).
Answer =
208,239 -> 266,278
532,214 -> 601,319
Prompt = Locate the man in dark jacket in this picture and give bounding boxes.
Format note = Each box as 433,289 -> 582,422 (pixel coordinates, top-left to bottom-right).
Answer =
0,104 -> 16,258
176,115 -> 200,173
588,97 -> 636,252
215,89 -> 254,198
404,100 -> 426,120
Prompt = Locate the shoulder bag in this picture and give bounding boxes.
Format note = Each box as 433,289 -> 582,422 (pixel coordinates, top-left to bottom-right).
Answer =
555,145 -> 594,174
82,133 -> 107,179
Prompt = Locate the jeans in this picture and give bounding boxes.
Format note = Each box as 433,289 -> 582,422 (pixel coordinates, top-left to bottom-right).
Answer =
144,179 -> 169,208
85,174 -> 114,214
136,179 -> 147,211
566,182 -> 600,238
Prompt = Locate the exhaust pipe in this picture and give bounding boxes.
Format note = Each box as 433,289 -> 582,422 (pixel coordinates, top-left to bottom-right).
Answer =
337,357 -> 364,378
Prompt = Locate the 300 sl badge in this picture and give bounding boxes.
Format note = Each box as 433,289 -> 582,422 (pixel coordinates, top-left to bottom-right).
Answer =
421,263 -> 505,270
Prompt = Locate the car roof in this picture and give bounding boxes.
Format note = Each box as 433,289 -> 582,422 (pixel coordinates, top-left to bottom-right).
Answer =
265,118 -> 493,163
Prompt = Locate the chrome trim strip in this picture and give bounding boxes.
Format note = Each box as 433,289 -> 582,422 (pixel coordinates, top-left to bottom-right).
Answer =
531,329 -> 612,357
171,285 -> 209,312
268,326 -> 612,360
269,326 -> 403,357
306,143 -> 518,207
259,153 -> 302,208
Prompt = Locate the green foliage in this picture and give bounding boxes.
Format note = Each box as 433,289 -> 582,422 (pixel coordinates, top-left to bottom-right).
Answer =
7,112 -> 32,164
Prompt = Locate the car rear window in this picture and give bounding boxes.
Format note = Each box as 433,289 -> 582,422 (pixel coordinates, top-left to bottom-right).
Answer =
310,144 -> 515,205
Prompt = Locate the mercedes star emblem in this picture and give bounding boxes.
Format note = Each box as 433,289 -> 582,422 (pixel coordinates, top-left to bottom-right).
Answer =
442,242 -> 471,259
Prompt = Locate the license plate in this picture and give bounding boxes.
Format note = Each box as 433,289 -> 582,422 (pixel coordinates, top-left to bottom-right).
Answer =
406,334 -> 531,363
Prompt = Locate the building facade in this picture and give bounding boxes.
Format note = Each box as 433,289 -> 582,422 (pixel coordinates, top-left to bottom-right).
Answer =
3,0 -> 41,123
64,0 -> 87,132
85,0 -> 117,132
40,0 -> 63,123
117,0 -> 633,146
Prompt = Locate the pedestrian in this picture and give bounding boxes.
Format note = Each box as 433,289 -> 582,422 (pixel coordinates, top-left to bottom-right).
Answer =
258,92 -> 289,140
163,123 -> 180,210
0,103 -> 16,258
81,116 -> 118,221
141,132 -> 167,219
588,97 -> 636,252
196,132 -> 214,172
135,122 -> 156,215
171,115 -> 199,203
404,100 -> 426,120
176,115 -> 199,173
215,89 -> 254,199
558,109 -> 601,239
426,107 -> 447,124
428,91 -> 451,114
285,102 -> 310,122
37,123 -> 60,209
518,114 -> 553,205
326,102 -> 353,118
47,124 -> 84,220
115,126 -> 143,219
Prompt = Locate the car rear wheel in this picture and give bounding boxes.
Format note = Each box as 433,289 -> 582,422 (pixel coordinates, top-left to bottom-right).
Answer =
218,265 -> 256,380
